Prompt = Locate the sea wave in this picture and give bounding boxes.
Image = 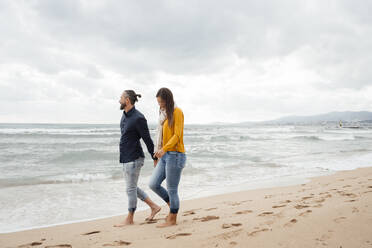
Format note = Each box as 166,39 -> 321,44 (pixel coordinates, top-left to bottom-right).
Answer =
291,135 -> 356,141
0,133 -> 120,139
46,150 -> 117,164
0,172 -> 123,188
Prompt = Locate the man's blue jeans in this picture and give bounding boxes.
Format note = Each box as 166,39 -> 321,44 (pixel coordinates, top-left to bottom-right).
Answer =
123,157 -> 148,213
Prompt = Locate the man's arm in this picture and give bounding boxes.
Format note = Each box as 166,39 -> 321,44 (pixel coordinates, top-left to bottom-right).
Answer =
136,116 -> 157,161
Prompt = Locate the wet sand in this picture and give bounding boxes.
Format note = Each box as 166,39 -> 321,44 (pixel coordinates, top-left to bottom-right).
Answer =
1,167 -> 372,248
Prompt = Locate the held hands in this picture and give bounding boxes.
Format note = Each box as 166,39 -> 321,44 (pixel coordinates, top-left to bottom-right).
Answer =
153,149 -> 165,167
154,149 -> 166,159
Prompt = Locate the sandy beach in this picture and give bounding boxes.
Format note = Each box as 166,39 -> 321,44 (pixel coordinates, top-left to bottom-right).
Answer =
1,167 -> 371,248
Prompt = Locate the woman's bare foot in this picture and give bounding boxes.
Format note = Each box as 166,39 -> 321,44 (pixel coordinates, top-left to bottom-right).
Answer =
157,213 -> 177,228
114,215 -> 134,227
145,206 -> 161,221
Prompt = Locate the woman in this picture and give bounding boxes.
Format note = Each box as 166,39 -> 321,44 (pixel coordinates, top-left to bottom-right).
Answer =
149,87 -> 186,228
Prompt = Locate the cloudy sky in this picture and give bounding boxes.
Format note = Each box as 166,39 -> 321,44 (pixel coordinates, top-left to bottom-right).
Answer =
0,0 -> 371,124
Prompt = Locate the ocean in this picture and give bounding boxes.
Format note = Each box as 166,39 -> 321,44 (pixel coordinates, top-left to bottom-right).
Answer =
1,123 -> 372,233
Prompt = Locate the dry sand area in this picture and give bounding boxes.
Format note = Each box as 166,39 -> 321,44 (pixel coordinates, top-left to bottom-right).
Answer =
1,167 -> 372,248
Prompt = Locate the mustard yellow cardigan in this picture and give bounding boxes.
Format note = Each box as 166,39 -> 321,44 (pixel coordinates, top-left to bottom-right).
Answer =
162,107 -> 185,153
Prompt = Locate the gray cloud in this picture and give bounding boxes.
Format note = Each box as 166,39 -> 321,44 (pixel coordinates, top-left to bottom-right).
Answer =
7,1 -> 365,85
0,0 -> 371,123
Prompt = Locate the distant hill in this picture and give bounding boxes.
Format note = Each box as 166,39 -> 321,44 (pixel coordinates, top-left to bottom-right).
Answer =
206,111 -> 372,126
265,111 -> 372,124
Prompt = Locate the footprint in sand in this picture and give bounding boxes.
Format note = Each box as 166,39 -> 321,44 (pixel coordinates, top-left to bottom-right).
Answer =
229,202 -> 242,206
139,219 -> 159,225
247,228 -> 269,237
316,233 -> 333,244
284,218 -> 298,227
103,240 -> 131,246
82,231 -> 100,235
262,220 -> 275,225
343,193 -> 358,198
337,191 -> 358,198
235,210 -> 253,215
314,198 -> 325,203
343,185 -> 352,188
193,215 -> 220,222
165,233 -> 192,239
258,211 -> 274,216
45,245 -> 72,248
299,209 -> 312,217
280,200 -> 291,204
324,194 -> 332,198
302,196 -> 313,200
205,207 -> 218,211
294,204 -> 310,209
216,228 -> 243,240
18,241 -> 43,248
222,223 -> 242,229
352,207 -> 359,213
333,217 -> 347,223
183,210 -> 196,216
319,192 -> 330,195
272,204 -> 287,208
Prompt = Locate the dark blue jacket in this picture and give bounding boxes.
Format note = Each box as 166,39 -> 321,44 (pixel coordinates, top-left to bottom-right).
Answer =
119,106 -> 156,163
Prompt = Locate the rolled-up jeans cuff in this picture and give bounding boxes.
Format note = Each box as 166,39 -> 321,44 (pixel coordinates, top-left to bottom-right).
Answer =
170,208 -> 179,214
128,207 -> 136,213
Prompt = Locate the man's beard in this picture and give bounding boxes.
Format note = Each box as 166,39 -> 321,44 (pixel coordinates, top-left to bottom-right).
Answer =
120,103 -> 126,110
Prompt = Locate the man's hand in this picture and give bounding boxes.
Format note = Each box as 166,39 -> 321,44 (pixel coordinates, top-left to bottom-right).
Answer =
154,149 -> 166,159
153,159 -> 158,167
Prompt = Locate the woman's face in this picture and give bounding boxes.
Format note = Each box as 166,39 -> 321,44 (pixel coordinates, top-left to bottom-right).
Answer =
157,96 -> 166,110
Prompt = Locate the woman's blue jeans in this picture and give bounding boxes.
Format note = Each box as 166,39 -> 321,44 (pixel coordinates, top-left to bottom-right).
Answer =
149,151 -> 186,214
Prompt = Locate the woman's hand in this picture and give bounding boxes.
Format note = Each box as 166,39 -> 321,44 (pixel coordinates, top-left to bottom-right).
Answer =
154,149 -> 166,159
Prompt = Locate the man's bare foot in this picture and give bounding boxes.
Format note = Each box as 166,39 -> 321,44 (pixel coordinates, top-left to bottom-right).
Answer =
145,206 -> 161,221
156,213 -> 177,228
157,221 -> 177,228
114,217 -> 134,227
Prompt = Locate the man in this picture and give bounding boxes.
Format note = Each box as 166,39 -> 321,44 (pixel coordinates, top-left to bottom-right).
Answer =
114,90 -> 161,227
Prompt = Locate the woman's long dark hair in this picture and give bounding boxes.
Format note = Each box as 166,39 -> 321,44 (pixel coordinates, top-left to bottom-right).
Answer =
156,88 -> 175,128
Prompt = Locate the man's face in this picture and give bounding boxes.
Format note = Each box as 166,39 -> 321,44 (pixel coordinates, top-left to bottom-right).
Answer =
157,97 -> 166,110
119,93 -> 128,110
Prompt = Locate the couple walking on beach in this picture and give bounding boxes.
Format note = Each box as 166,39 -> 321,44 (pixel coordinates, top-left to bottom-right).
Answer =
115,87 -> 186,228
